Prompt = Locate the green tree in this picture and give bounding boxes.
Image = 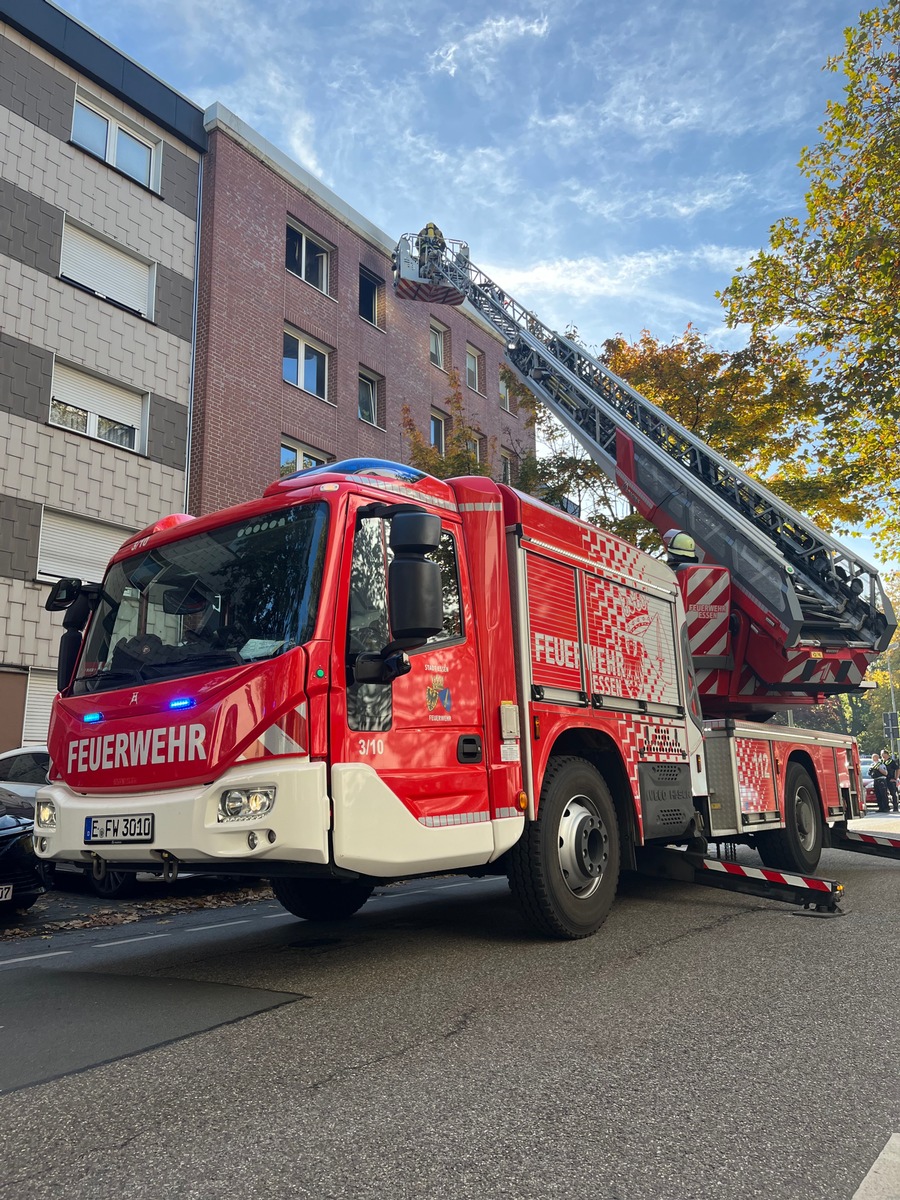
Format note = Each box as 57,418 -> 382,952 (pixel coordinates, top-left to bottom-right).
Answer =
720,4 -> 900,554
401,368 -> 496,479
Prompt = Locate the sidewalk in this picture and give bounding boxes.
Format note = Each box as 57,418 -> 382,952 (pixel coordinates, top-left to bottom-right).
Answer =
848,811 -> 900,835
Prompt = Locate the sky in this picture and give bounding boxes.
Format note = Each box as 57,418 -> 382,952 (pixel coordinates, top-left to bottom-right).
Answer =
57,0 -> 889,569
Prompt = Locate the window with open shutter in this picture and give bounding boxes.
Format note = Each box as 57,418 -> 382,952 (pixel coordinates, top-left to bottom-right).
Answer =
51,362 -> 145,451
60,222 -> 153,317
38,510 -> 134,582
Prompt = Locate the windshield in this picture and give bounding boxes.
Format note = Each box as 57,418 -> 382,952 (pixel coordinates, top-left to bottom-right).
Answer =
73,503 -> 329,695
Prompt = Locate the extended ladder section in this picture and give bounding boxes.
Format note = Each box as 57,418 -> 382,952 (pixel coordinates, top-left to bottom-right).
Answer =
394,232 -> 895,710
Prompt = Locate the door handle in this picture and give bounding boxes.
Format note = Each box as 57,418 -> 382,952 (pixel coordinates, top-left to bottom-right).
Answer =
457,735 -> 483,764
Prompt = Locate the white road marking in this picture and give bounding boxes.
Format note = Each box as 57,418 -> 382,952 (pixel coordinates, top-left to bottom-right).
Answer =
184,919 -> 251,932
0,950 -> 72,967
853,1134 -> 900,1199
96,933 -> 171,947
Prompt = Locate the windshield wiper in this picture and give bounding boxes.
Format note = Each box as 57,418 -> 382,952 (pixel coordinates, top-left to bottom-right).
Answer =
78,668 -> 144,692
142,652 -> 243,678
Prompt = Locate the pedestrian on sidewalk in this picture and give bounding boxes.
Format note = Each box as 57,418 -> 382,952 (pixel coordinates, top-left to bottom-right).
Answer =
869,752 -> 890,812
881,748 -> 899,812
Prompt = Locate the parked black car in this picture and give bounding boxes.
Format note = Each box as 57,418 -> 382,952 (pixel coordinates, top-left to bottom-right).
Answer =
0,800 -> 43,917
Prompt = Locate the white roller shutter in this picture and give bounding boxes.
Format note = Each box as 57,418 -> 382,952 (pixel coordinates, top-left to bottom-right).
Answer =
38,510 -> 134,582
23,670 -> 57,745
61,222 -> 153,317
53,362 -> 144,432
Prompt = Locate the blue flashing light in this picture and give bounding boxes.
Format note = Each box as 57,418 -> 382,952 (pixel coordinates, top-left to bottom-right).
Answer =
169,697 -> 195,710
83,712 -> 103,723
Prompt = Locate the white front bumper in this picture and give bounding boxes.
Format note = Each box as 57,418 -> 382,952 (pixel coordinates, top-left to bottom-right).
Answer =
33,759 -> 330,866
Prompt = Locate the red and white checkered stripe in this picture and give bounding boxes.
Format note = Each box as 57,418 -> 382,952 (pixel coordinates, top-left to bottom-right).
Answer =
700,859 -> 836,893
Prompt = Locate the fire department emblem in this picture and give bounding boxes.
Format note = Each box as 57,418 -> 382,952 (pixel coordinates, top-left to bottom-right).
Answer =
426,675 -> 452,713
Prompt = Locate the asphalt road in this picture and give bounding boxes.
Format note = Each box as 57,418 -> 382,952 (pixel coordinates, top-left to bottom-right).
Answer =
0,842 -> 898,1200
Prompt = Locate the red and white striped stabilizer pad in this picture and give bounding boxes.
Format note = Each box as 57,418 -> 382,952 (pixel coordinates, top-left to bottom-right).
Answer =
700,859 -> 839,895
840,830 -> 900,851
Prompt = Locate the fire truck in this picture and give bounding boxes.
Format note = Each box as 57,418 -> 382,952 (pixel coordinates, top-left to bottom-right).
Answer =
34,231 -> 899,939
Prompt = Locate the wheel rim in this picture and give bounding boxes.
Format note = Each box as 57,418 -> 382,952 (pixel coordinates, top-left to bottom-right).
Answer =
557,795 -> 609,898
794,785 -> 818,852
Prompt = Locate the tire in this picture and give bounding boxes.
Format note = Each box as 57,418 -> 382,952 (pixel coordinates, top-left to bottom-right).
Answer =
756,763 -> 823,874
90,869 -> 138,899
507,755 -> 620,940
272,876 -> 374,922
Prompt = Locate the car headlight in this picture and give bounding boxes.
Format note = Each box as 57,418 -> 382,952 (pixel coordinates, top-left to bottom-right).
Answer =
217,787 -> 276,822
36,800 -> 57,829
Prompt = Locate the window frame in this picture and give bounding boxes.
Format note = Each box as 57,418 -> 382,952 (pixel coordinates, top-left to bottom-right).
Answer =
71,95 -> 159,191
465,343 -> 485,394
280,439 -> 328,478
430,410 -> 446,456
50,361 -> 146,454
500,451 -> 514,485
283,327 -> 331,401
499,372 -> 512,412
285,222 -> 331,295
358,370 -> 383,428
359,267 -> 383,327
429,320 -> 447,370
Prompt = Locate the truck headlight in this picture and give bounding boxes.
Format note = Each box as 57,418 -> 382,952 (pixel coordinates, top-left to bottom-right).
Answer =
217,787 -> 276,822
36,800 -> 57,829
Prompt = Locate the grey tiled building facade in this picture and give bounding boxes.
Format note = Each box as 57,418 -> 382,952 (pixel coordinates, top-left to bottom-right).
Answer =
0,1 -> 205,748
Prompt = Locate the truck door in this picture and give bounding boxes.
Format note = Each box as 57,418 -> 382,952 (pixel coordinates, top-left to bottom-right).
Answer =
333,505 -> 490,828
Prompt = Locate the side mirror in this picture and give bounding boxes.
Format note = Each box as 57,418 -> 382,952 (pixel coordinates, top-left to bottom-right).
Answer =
387,512 -> 443,645
45,577 -> 82,611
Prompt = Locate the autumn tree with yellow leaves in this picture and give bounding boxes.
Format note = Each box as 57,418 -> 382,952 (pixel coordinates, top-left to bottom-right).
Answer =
720,4 -> 900,556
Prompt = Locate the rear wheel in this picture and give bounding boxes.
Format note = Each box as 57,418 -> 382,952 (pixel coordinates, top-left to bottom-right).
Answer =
507,756 -> 620,940
272,877 -> 374,922
756,763 -> 823,874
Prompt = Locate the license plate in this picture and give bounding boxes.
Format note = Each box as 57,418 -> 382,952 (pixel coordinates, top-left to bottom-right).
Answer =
0,884 -> 11,902
84,814 -> 154,845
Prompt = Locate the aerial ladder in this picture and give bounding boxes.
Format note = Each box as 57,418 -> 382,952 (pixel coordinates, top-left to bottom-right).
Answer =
393,230 -> 895,717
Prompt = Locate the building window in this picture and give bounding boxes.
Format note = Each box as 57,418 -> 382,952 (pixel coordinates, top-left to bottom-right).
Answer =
50,362 -> 145,452
281,440 -> 327,478
499,373 -> 512,412
501,452 -> 514,485
283,329 -> 329,400
465,436 -> 481,464
60,220 -> 154,318
286,223 -> 330,293
430,411 -> 446,455
466,344 -> 484,393
71,97 -> 156,189
430,321 -> 446,369
38,509 -> 135,582
359,268 -> 382,327
358,372 -> 383,427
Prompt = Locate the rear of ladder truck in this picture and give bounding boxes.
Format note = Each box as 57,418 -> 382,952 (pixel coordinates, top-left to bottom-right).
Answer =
393,229 -> 900,910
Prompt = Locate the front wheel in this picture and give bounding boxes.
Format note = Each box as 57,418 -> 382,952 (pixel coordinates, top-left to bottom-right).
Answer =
90,869 -> 138,899
756,763 -> 823,874
272,877 -> 374,922
507,756 -> 620,939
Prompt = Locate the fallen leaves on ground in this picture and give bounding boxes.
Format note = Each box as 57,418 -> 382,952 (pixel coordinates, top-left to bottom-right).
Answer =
0,881 -> 275,941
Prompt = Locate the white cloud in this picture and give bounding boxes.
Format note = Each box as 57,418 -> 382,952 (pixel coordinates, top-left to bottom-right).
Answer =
429,15 -> 550,78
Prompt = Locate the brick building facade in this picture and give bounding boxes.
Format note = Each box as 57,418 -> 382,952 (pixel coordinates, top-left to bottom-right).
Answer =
0,6 -> 534,750
0,1 -> 205,748
193,106 -> 532,516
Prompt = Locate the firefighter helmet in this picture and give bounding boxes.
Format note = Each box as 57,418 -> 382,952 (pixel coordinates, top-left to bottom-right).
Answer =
663,529 -> 697,562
